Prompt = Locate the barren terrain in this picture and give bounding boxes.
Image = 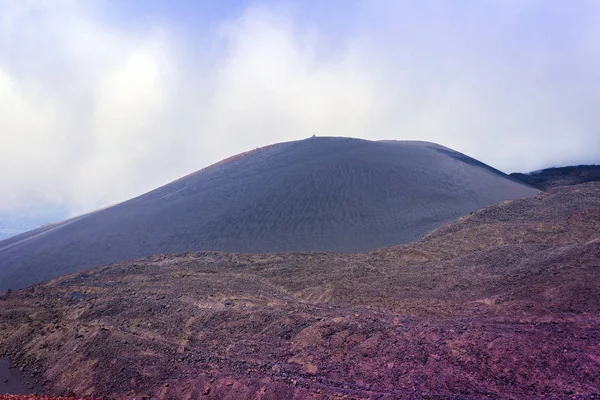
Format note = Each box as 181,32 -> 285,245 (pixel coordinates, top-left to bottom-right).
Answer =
511,165 -> 600,191
1,183 -> 598,399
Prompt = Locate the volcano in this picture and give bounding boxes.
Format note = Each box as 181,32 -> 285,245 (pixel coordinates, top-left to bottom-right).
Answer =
0,137 -> 538,291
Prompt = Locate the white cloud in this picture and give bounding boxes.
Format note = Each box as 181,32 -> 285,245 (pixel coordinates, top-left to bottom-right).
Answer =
0,0 -> 598,214
202,7 -> 380,148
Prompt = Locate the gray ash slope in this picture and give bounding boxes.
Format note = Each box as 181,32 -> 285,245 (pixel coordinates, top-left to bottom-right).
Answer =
0,137 -> 539,291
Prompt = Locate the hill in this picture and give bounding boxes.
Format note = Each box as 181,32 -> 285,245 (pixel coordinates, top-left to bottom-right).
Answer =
511,164 -> 600,190
0,137 -> 538,291
0,183 -> 598,399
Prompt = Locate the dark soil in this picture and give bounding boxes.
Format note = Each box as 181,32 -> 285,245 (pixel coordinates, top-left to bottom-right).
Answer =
0,183 -> 598,399
0,137 -> 538,291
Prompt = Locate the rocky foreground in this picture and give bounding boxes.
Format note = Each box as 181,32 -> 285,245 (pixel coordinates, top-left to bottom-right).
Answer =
1,183 -> 599,399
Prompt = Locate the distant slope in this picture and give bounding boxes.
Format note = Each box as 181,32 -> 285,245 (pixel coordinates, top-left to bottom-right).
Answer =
0,183 -> 597,399
511,164 -> 600,190
0,137 -> 539,291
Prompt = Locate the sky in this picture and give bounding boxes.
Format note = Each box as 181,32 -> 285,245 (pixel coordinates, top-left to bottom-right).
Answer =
0,0 -> 599,217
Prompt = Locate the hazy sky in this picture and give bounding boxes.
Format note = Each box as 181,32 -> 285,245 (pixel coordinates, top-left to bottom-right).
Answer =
1,0 -> 599,215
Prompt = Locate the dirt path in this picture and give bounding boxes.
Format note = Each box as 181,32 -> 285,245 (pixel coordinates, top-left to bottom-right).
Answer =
0,359 -> 42,395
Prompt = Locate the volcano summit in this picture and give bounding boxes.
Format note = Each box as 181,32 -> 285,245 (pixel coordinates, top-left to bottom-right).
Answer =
0,137 -> 538,291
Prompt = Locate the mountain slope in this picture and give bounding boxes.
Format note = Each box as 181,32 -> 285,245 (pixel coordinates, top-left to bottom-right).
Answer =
0,137 -> 539,291
1,183 -> 597,399
511,164 -> 600,190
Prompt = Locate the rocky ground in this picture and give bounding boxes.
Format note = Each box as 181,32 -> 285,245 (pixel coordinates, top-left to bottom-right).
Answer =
1,183 -> 599,399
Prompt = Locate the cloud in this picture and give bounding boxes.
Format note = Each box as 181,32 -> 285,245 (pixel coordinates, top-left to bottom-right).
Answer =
0,0 -> 599,214
0,0 -> 179,212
